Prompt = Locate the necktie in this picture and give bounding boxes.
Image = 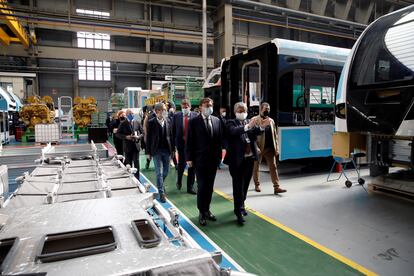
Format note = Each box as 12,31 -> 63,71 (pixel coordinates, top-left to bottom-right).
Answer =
242,120 -> 252,155
205,117 -> 212,137
184,115 -> 189,142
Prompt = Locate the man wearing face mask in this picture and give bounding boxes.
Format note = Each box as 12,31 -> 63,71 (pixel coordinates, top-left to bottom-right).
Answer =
252,102 -> 286,194
172,99 -> 198,194
219,107 -> 227,125
146,103 -> 174,203
224,102 -> 269,225
116,109 -> 143,174
186,98 -> 223,226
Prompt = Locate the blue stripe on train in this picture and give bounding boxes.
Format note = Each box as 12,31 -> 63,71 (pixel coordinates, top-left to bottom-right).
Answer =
280,127 -> 332,161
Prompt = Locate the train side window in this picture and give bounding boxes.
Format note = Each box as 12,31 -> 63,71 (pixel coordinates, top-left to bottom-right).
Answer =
304,70 -> 336,123
242,60 -> 261,107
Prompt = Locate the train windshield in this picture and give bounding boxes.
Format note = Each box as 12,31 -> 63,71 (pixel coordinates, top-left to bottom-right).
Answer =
350,10 -> 414,87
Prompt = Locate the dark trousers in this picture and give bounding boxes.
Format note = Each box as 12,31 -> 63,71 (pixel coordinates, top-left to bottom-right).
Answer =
113,136 -> 123,155
124,149 -> 140,173
229,158 -> 255,216
177,148 -> 195,191
195,164 -> 217,214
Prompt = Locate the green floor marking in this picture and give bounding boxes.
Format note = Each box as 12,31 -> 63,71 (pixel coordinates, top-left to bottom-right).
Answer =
140,159 -> 364,276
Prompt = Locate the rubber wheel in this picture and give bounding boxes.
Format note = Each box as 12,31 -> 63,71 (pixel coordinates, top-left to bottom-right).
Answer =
345,180 -> 352,188
358,178 -> 365,185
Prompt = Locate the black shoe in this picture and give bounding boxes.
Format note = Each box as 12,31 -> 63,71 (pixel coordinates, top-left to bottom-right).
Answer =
199,213 -> 207,226
236,215 -> 245,226
159,194 -> 166,203
241,209 -> 248,216
187,189 -> 196,195
205,211 -> 217,221
176,182 -> 182,190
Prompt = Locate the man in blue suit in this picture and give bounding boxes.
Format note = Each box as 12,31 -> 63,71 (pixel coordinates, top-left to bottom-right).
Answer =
224,102 -> 270,225
172,99 -> 198,194
186,98 -> 224,226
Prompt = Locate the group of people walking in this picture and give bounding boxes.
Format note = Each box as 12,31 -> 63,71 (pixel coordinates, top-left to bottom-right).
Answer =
110,98 -> 286,226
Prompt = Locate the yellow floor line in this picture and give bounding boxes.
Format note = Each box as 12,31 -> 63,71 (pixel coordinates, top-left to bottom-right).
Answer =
213,188 -> 378,276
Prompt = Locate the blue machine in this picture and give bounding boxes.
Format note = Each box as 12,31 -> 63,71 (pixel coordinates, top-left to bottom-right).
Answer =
124,87 -> 150,108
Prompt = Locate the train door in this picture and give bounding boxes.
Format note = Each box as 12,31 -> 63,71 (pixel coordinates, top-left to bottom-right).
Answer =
241,60 -> 262,116
304,70 -> 336,124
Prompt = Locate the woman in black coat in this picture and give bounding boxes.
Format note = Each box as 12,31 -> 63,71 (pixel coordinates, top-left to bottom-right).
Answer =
111,110 -> 125,155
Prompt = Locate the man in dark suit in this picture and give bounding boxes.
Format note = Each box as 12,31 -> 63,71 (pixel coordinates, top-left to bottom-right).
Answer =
146,102 -> 173,203
172,99 -> 198,194
224,102 -> 270,225
116,109 -> 143,174
186,98 -> 223,226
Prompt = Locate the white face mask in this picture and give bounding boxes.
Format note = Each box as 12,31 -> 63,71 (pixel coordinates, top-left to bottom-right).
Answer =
221,112 -> 226,117
202,106 -> 213,117
182,108 -> 190,115
236,112 -> 247,121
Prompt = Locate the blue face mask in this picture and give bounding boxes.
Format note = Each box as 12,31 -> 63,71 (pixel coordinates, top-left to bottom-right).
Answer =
127,114 -> 134,121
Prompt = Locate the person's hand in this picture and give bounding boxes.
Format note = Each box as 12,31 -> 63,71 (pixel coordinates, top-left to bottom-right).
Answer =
260,118 -> 271,128
126,135 -> 133,140
147,155 -> 151,160
248,117 -> 257,129
187,161 -> 193,168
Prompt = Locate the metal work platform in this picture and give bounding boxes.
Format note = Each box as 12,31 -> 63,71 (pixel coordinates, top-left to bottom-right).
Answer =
0,146 -> 43,169
0,143 -> 108,169
0,150 -> 246,276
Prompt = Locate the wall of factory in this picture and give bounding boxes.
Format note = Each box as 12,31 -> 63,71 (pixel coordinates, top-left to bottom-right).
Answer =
233,19 -> 355,54
38,59 -> 74,106
36,58 -> 148,112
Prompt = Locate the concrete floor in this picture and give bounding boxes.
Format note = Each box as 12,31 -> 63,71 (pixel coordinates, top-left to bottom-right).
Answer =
214,165 -> 414,276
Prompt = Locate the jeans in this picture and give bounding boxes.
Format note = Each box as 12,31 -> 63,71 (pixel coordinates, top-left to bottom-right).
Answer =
152,148 -> 171,194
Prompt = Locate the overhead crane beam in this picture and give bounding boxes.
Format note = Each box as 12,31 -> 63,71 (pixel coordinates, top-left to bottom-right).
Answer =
0,0 -> 31,48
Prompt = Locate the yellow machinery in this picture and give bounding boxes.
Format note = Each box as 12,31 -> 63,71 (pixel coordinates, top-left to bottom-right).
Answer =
19,96 -> 55,128
73,96 -> 97,128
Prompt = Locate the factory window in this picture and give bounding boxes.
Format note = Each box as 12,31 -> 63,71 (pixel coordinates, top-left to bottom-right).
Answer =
242,60 -> 261,107
78,60 -> 111,81
77,32 -> 110,50
76,9 -> 110,18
